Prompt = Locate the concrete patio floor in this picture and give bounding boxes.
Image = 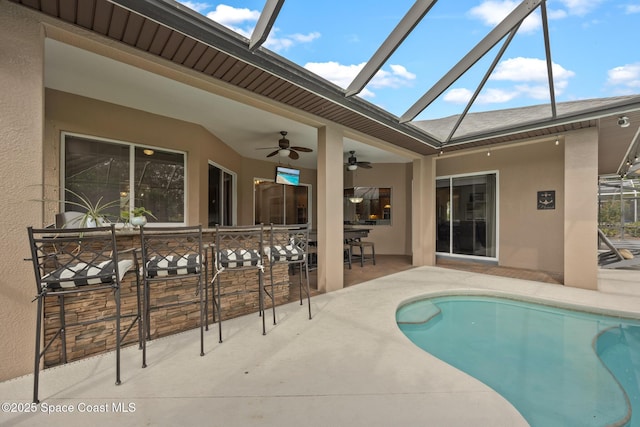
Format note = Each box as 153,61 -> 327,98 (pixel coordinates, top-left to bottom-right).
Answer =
1,266 -> 640,427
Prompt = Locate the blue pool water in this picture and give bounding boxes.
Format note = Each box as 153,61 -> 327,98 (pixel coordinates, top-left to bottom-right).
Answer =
396,295 -> 640,427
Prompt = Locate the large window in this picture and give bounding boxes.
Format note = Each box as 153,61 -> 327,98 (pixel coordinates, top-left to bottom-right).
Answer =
343,187 -> 392,225
254,179 -> 310,225
209,162 -> 235,226
436,173 -> 497,258
63,134 -> 186,224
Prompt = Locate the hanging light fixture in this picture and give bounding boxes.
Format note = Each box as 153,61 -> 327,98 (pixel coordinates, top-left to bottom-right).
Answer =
349,196 -> 363,203
278,148 -> 290,157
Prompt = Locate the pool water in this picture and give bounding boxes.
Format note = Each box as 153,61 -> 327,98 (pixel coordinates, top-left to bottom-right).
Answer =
396,296 -> 640,427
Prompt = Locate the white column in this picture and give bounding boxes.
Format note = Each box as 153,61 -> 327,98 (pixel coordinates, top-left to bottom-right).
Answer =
317,126 -> 344,292
564,128 -> 598,289
412,157 -> 436,266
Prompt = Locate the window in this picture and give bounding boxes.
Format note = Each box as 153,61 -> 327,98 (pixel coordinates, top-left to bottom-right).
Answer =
209,162 -> 235,226
254,179 -> 310,225
343,187 -> 392,225
436,173 -> 497,258
63,133 -> 186,224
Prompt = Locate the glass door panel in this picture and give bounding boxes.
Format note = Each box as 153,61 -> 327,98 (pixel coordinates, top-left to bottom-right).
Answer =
437,174 -> 496,258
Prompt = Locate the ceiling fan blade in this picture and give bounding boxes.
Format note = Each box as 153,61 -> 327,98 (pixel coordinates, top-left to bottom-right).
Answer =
266,150 -> 280,158
289,150 -> 299,160
256,146 -> 279,150
358,162 -> 373,169
291,146 -> 313,153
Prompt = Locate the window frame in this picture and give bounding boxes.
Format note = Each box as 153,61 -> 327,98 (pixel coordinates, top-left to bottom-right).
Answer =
61,132 -> 187,227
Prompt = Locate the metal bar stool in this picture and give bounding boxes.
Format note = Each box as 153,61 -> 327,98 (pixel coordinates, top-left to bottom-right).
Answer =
266,223 -> 312,320
212,224 -> 271,342
348,238 -> 376,267
26,224 -> 142,403
135,225 -> 206,368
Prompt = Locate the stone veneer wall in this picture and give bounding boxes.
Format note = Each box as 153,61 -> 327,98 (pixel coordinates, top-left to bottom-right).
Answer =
42,230 -> 290,368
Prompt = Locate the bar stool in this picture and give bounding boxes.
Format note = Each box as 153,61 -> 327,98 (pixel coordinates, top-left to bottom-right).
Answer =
344,244 -> 352,269
26,224 -> 142,403
266,224 -> 312,320
348,238 -> 376,267
212,224 -> 270,341
136,225 -> 206,367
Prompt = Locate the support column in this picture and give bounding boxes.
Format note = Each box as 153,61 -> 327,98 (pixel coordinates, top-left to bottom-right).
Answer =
564,128 -> 598,289
0,2 -> 45,380
412,156 -> 436,266
317,126 -> 344,292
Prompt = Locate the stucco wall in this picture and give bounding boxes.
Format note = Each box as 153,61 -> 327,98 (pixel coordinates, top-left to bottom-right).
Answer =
0,3 -> 45,382
436,139 -> 565,274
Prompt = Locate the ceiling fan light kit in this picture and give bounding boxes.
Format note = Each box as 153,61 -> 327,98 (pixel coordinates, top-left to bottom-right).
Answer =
259,131 -> 313,160
346,150 -> 372,171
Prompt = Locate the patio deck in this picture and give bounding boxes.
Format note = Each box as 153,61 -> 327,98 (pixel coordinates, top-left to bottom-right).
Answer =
1,264 -> 640,427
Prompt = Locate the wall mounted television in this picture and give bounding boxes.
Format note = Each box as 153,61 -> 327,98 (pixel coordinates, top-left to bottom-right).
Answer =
275,166 -> 300,185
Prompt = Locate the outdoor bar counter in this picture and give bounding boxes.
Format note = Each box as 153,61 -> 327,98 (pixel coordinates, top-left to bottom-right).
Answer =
40,227 -> 290,368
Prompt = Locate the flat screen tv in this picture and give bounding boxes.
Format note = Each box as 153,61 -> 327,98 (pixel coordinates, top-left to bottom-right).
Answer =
275,166 -> 300,186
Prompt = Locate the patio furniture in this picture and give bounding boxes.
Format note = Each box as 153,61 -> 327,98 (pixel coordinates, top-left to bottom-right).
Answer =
212,224 -> 271,341
136,225 -> 206,367
54,211 -> 85,228
26,224 -> 142,403
348,237 -> 376,267
344,244 -> 352,269
598,228 -> 640,269
266,224 -> 312,320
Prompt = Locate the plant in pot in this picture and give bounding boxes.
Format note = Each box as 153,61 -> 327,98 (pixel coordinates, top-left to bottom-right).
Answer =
122,206 -> 156,228
62,189 -> 120,228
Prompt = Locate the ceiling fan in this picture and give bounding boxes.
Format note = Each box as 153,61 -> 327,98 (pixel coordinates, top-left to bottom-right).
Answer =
259,131 -> 313,160
346,150 -> 372,170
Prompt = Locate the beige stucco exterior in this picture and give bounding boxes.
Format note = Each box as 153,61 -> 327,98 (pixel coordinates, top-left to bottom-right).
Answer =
0,1 -> 614,381
436,138 -> 566,274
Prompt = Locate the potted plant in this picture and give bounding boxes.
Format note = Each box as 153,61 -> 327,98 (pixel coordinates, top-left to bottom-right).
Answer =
62,189 -> 120,228
122,206 -> 156,228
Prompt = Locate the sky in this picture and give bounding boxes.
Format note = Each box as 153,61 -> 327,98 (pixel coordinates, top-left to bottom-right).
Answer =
178,0 -> 640,121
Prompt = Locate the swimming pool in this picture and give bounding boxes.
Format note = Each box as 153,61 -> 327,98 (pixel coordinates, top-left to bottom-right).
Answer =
396,295 -> 640,427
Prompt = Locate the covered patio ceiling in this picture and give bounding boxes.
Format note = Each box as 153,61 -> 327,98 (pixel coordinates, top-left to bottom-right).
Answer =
13,0 -> 640,174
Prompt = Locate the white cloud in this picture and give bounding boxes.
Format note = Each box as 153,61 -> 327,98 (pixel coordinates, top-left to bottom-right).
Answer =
178,1 -> 211,14
303,61 -> 416,98
490,57 -> 575,85
264,30 -> 321,51
555,0 -> 605,16
443,87 -> 519,104
444,57 -> 574,105
206,4 -> 259,27
443,88 -> 473,104
198,4 -> 319,52
626,4 -> 640,14
607,63 -> 640,90
469,1 -> 541,33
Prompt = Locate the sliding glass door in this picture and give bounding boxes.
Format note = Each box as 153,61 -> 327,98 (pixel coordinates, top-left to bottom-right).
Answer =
436,173 -> 497,258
